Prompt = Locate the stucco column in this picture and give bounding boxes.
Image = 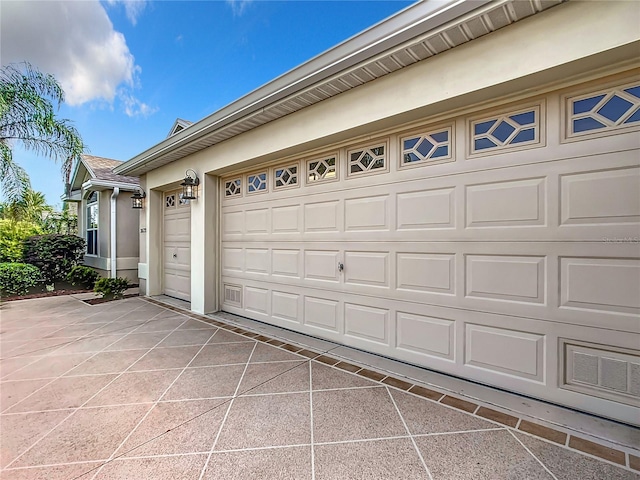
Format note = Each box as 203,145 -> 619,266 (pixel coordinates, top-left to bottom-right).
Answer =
190,173 -> 218,314
145,188 -> 163,296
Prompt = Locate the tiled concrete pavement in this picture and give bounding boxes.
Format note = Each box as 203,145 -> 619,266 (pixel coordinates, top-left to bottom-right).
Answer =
1,295 -> 638,479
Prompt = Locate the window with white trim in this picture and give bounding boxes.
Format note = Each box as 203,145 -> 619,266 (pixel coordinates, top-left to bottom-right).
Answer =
348,143 -> 386,176
470,106 -> 540,154
274,164 -> 298,189
225,178 -> 242,198
568,83 -> 640,137
307,155 -> 337,183
401,126 -> 452,167
247,172 -> 268,194
86,191 -> 98,256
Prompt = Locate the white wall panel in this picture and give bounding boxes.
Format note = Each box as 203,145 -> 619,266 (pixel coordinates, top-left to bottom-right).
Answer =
304,296 -> 339,332
466,178 -> 545,227
305,250 -> 339,282
396,188 -> 455,230
561,167 -> 640,225
344,251 -> 388,287
245,286 -> 269,315
272,249 -> 300,278
466,255 -> 545,304
223,211 -> 244,235
245,208 -> 269,234
345,303 -> 389,345
272,205 -> 301,233
345,195 -> 389,231
245,248 -> 269,275
305,201 -> 339,232
465,324 -> 544,381
397,253 -> 455,295
272,291 -> 300,323
396,312 -> 455,360
560,257 -> 640,314
222,248 -> 244,273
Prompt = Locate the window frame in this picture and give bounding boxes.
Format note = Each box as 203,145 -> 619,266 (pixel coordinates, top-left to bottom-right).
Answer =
85,191 -> 98,256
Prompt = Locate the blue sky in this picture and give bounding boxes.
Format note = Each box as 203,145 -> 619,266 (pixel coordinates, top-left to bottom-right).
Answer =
1,0 -> 413,208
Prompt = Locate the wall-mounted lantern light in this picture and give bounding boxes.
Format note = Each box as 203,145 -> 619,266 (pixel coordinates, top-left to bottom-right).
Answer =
131,188 -> 146,209
181,169 -> 200,200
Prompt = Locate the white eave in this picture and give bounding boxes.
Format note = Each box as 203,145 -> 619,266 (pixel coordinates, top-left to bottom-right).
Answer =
81,179 -> 140,193
115,0 -> 563,177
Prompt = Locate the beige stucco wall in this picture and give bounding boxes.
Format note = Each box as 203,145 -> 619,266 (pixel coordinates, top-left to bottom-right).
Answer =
82,188 -> 140,280
137,0 -> 640,313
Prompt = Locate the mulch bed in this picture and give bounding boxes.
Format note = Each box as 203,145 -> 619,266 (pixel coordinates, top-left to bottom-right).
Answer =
82,293 -> 139,305
1,288 -> 93,302
1,289 -> 139,304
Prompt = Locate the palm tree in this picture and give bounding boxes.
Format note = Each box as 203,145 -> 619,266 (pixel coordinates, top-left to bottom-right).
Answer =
0,62 -> 85,202
0,188 -> 53,224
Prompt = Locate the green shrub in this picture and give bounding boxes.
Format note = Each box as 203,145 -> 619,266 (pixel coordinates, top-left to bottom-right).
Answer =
0,263 -> 42,296
94,277 -> 129,299
0,220 -> 42,262
23,234 -> 85,283
66,265 -> 99,289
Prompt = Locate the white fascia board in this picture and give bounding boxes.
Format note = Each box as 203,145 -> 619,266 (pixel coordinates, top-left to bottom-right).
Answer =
81,179 -> 139,192
114,0 -> 490,176
61,190 -> 82,202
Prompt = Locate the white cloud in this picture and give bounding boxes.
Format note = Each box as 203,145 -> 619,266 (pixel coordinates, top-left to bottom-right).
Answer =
118,90 -> 158,118
226,0 -> 253,17
106,0 -> 148,26
0,0 -> 155,115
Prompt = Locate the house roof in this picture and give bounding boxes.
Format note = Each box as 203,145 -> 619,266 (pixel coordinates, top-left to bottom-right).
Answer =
115,0 -> 562,177
64,155 -> 139,200
81,155 -> 140,185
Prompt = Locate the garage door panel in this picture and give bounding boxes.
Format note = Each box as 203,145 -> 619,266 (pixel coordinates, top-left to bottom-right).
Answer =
464,324 -> 545,382
343,251 -> 389,287
465,255 -> 546,304
245,208 -> 269,234
245,248 -> 269,275
396,312 -> 455,361
164,190 -> 191,302
304,200 -> 340,232
397,253 -> 456,295
345,303 -> 390,346
222,241 -> 638,332
465,177 -> 546,227
272,249 -> 301,278
221,152 -> 638,243
245,286 -> 269,316
222,247 -> 244,274
560,166 -> 640,225
397,187 -> 456,230
344,195 -> 390,231
272,291 -> 301,324
304,250 -> 340,282
220,82 -> 640,423
560,257 -> 640,314
303,296 -> 340,333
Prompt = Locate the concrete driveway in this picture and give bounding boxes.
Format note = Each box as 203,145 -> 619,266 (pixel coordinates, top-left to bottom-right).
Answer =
1,295 -> 637,479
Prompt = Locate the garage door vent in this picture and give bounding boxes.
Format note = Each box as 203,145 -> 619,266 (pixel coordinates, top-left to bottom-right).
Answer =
224,284 -> 243,307
561,340 -> 640,407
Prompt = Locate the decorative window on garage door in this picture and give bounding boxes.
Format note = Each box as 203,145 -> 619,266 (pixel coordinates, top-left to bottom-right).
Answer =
348,143 -> 387,176
274,164 -> 299,190
307,154 -> 337,184
470,105 -> 540,155
401,126 -> 452,168
247,172 -> 268,194
566,82 -> 640,139
225,178 -> 242,198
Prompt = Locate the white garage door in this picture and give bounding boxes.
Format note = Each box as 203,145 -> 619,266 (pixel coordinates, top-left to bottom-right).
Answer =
219,76 -> 640,422
164,189 -> 191,301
